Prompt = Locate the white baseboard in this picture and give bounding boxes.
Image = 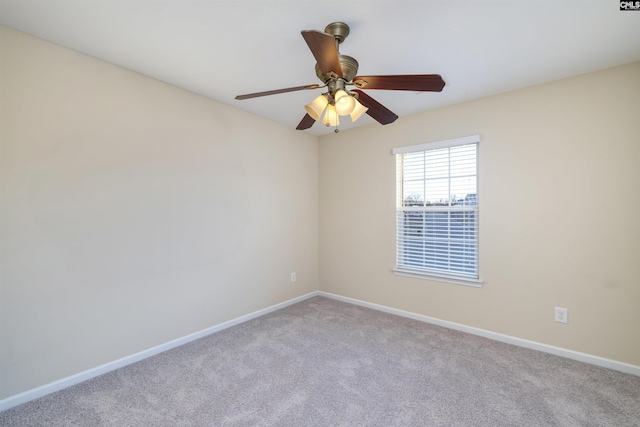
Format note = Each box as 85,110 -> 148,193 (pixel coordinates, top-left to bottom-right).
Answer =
318,291 -> 640,377
0,291 -> 320,413
3,289 -> 637,412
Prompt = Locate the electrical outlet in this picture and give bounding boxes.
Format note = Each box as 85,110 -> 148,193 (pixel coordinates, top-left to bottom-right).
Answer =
554,307 -> 568,323
290,272 -> 296,283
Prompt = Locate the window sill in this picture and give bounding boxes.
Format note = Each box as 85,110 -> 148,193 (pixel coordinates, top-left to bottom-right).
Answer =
393,268 -> 484,288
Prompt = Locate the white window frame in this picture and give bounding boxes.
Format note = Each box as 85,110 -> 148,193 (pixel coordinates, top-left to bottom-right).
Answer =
393,135 -> 482,288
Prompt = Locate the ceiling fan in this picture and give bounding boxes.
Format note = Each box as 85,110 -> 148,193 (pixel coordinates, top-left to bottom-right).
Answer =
235,22 -> 446,132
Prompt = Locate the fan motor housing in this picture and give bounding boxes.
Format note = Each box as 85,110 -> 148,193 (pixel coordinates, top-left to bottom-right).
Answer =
315,54 -> 359,83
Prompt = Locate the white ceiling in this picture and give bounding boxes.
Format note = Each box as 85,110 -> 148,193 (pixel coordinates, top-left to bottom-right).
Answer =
2,1 -> 640,135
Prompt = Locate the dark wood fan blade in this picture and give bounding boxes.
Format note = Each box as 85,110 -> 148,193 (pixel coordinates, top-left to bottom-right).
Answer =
353,75 -> 445,92
301,30 -> 343,78
236,84 -> 320,100
296,114 -> 316,130
352,90 -> 398,125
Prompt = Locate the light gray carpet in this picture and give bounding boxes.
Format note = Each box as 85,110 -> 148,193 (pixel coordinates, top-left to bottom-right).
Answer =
1,296 -> 639,426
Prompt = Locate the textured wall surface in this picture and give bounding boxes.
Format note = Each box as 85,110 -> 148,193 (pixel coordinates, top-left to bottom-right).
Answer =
0,25 -> 318,399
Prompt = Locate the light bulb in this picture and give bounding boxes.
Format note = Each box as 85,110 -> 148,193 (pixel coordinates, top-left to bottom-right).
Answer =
304,94 -> 329,121
322,104 -> 339,127
350,99 -> 369,122
334,90 -> 356,116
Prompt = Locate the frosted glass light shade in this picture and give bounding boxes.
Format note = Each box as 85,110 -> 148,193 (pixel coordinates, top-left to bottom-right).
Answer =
304,94 -> 329,121
350,99 -> 369,122
322,104 -> 340,127
334,90 -> 356,116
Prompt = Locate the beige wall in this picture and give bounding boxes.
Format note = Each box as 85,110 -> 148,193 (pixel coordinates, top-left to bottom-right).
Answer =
2,22 -> 639,403
319,61 -> 640,366
0,26 -> 318,399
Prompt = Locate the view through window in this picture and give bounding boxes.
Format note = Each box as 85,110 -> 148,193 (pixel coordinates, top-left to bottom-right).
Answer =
394,136 -> 479,283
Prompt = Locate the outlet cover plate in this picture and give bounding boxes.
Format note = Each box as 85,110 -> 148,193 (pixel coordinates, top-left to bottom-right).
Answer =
554,307 -> 568,323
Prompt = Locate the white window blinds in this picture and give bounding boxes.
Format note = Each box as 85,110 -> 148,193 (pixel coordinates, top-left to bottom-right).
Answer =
394,136 -> 479,284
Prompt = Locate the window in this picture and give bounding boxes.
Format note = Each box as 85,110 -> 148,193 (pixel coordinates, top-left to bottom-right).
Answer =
393,135 -> 481,287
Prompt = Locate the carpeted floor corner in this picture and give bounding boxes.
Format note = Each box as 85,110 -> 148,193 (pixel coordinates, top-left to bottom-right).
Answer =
1,296 -> 639,426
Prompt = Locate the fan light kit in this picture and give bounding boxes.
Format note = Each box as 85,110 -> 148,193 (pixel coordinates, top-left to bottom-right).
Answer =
236,22 -> 446,133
